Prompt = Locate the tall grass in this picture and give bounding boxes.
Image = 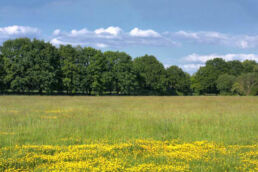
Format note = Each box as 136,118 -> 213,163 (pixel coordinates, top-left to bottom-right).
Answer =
0,96 -> 257,146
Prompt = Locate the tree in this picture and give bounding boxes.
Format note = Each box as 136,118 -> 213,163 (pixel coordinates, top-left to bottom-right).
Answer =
59,45 -> 79,94
190,74 -> 202,95
76,47 -> 98,94
0,54 -> 5,93
102,51 -> 116,94
253,64 -> 258,73
227,60 -> 244,76
133,55 -> 166,94
194,58 -> 229,94
1,38 -> 33,93
26,39 -> 61,94
242,60 -> 257,73
87,51 -> 107,95
232,73 -> 258,95
1,37 -> 258,96
216,74 -> 235,95
115,53 -> 138,95
104,51 -> 137,95
166,66 -> 191,95
1,38 -> 62,94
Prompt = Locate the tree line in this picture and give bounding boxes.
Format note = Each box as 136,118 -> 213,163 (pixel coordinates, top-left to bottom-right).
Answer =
0,38 -> 257,95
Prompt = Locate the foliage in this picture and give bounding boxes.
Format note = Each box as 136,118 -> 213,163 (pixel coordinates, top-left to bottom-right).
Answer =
59,45 -> 79,94
133,55 -> 166,94
166,66 -> 191,95
193,58 -> 229,94
227,60 -> 244,76
0,54 -> 5,93
242,60 -> 257,73
232,73 -> 258,95
87,51 -> 107,95
216,74 -> 235,95
77,47 -> 99,94
28,39 -> 61,93
1,38 -> 32,93
0,38 -> 257,95
104,51 -> 137,94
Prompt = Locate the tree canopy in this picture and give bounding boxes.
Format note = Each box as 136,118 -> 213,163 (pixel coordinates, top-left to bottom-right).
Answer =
0,38 -> 257,96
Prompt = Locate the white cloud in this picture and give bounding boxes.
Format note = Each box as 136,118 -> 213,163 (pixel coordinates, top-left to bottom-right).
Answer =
3,25 -> 258,51
181,53 -> 258,74
50,38 -> 64,46
129,28 -> 161,37
94,26 -> 122,37
0,25 -> 39,35
239,41 -> 248,49
175,30 -> 228,40
50,27 -> 175,48
184,53 -> 216,63
70,28 -> 89,36
175,31 -> 199,39
184,53 -> 258,63
96,43 -> 108,48
0,25 -> 40,43
50,38 -> 90,47
180,64 -> 205,73
49,27 -> 258,49
175,31 -> 228,44
53,29 -> 61,36
174,30 -> 258,49
235,35 -> 258,49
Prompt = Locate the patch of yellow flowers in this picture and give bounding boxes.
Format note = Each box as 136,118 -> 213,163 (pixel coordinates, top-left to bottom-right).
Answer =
0,140 -> 257,171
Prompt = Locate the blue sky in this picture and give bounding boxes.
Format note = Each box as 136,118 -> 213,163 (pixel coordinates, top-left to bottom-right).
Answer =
1,0 -> 258,73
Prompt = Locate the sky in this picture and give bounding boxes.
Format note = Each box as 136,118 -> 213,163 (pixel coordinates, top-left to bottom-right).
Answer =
1,0 -> 258,74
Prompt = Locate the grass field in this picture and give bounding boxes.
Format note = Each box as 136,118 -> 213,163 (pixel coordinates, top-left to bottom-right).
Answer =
0,96 -> 257,171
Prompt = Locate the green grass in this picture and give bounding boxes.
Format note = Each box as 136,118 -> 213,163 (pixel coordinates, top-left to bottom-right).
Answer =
0,96 -> 257,146
0,96 -> 257,171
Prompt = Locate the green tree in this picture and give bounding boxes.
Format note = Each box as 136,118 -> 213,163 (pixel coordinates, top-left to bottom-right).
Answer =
242,60 -> 257,73
115,53 -> 138,95
216,74 -> 235,95
87,51 -> 107,95
166,66 -> 191,95
27,39 -> 61,94
227,60 -> 244,76
194,58 -> 229,94
133,55 -> 166,94
104,51 -> 137,95
253,64 -> 258,73
232,73 -> 258,95
59,45 -> 79,94
102,51 -> 116,94
1,38 -> 32,93
0,54 -> 5,93
76,47 -> 98,94
190,74 -> 202,95
2,37 -> 258,96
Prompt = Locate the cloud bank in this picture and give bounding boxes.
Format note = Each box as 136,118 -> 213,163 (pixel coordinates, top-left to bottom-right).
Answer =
174,31 -> 258,49
50,26 -> 177,48
50,27 -> 258,49
184,53 -> 258,63
2,25 -> 258,50
181,53 -> 258,74
0,25 -> 40,43
129,28 -> 161,37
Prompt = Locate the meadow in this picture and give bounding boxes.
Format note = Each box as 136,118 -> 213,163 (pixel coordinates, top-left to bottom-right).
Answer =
0,96 -> 257,171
